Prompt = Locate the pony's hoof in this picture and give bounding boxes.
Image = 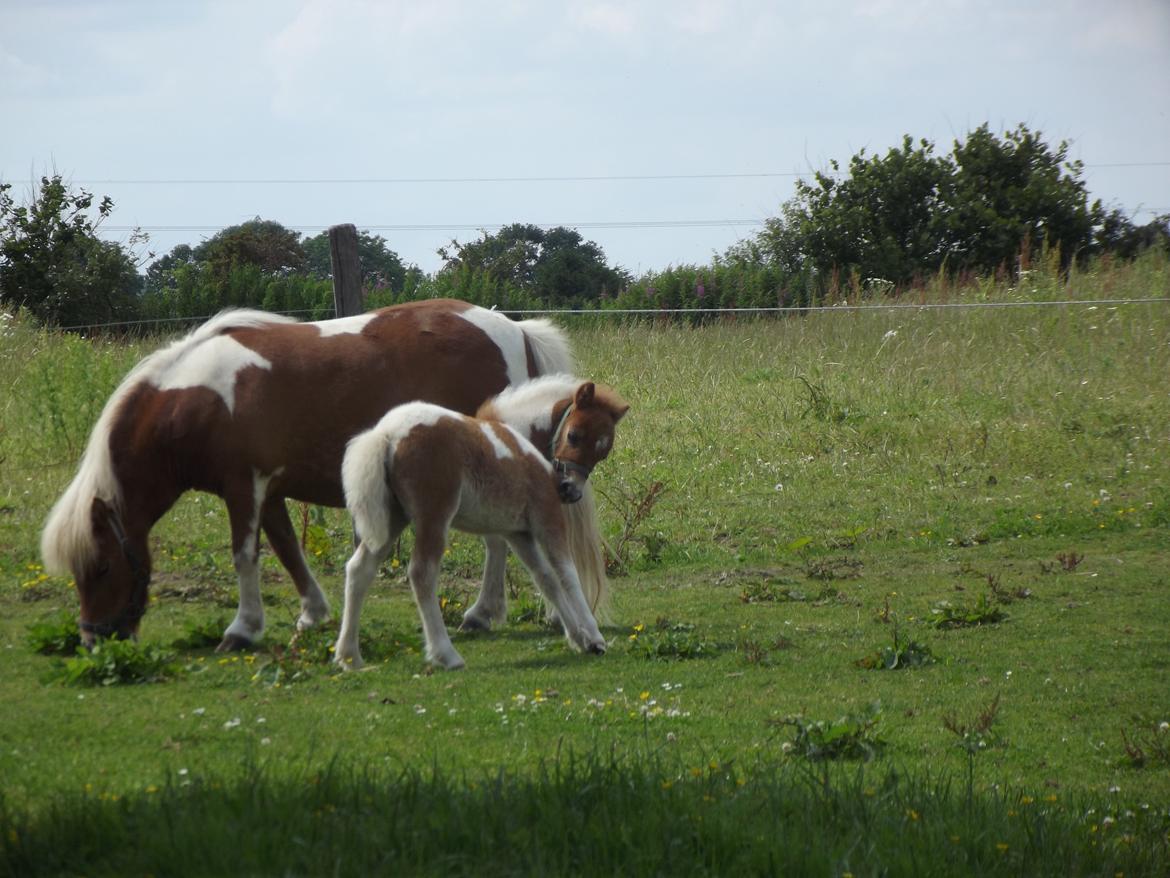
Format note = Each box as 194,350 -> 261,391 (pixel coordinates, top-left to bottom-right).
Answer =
335,655 -> 364,671
586,641 -> 607,656
215,634 -> 254,653
458,615 -> 490,633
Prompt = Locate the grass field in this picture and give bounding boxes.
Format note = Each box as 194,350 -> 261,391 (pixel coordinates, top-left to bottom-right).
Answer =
1,254 -> 1168,875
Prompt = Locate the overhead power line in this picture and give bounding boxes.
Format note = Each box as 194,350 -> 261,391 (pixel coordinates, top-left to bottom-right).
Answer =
65,161 -> 1170,186
99,219 -> 767,234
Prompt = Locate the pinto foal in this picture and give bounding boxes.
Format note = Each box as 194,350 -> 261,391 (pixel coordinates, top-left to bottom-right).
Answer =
334,376 -> 629,670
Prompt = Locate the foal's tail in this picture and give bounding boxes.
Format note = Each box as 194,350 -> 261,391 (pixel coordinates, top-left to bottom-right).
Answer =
518,317 -> 611,623
342,427 -> 396,553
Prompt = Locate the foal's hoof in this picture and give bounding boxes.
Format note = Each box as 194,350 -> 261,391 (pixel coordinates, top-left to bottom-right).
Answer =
586,641 -> 607,656
215,634 -> 254,653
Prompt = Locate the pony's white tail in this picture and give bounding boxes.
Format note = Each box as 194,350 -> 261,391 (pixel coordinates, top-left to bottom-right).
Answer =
518,317 -> 611,623
519,317 -> 575,376
342,428 -> 396,553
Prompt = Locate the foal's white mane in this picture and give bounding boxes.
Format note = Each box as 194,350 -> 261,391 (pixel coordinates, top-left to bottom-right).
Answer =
484,374 -> 582,436
40,310 -> 296,575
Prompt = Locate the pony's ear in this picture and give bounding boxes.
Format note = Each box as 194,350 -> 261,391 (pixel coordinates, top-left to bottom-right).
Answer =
611,401 -> 630,422
90,497 -> 113,530
574,382 -> 596,408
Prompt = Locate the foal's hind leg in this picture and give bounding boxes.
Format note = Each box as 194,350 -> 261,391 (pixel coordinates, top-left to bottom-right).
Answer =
460,536 -> 509,631
261,499 -> 330,631
409,523 -> 465,670
333,539 -> 389,669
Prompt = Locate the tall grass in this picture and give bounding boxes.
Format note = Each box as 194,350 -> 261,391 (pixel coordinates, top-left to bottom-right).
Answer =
2,752 -> 1165,877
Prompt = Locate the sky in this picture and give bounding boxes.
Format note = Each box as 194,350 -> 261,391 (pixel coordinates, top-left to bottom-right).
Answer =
2,0 -> 1168,277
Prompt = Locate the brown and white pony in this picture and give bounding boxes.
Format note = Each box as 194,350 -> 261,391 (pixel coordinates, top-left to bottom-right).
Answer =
39,299 -> 610,650
335,375 -> 629,670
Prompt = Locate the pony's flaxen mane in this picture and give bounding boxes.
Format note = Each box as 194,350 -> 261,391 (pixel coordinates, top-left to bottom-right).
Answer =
40,310 -> 297,576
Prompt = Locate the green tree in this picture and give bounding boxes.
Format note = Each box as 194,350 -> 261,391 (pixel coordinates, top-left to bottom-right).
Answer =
0,175 -> 143,329
438,223 -> 629,305
302,229 -> 409,293
748,124 -> 1106,297
193,218 -> 306,281
946,124 -> 1100,271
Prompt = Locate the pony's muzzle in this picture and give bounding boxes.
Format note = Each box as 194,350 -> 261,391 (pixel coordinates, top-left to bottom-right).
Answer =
558,479 -> 583,504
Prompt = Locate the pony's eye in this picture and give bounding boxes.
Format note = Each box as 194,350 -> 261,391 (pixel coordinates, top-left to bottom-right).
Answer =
566,430 -> 582,447
94,560 -> 111,579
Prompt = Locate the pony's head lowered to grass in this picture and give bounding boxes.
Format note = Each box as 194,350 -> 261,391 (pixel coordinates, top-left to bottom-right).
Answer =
478,375 -> 630,505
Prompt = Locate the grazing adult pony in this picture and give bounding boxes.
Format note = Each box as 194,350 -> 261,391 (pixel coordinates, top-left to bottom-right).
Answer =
40,299 -> 609,650
335,375 -> 629,670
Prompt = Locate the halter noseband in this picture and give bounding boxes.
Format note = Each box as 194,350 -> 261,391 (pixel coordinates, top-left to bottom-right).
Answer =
549,403 -> 593,480
80,508 -> 151,640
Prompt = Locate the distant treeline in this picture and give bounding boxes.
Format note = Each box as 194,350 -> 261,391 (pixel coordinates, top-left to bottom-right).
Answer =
3,124 -> 1168,330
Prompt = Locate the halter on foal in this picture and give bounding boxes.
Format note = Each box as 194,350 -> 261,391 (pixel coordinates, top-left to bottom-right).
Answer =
39,300 -> 610,650
335,376 -> 629,670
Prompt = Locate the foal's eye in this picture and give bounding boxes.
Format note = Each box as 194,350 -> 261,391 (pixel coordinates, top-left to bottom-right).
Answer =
566,430 -> 582,447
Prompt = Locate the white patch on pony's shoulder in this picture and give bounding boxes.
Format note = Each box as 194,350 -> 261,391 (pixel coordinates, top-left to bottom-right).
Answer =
480,423 -> 514,460
595,435 -> 611,453
504,424 -> 553,472
454,306 -> 528,385
153,334 -> 272,414
313,313 -> 376,337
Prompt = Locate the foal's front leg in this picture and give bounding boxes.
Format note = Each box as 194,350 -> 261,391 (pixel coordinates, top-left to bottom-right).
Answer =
505,532 -> 606,655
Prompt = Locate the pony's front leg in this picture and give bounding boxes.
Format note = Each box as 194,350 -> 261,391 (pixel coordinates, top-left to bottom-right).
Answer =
218,481 -> 270,652
262,499 -> 330,631
334,540 -> 386,670
409,525 -> 465,670
505,532 -> 606,656
460,536 -> 508,631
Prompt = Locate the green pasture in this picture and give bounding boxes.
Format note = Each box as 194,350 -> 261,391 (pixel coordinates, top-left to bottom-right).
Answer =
1,255 -> 1168,875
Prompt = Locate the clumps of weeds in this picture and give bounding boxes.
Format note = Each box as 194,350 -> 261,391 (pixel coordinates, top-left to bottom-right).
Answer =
769,702 -> 885,761
855,625 -> 937,670
27,610 -> 82,656
740,578 -> 848,606
627,618 -> 722,661
171,616 -> 232,650
804,556 -> 863,581
438,588 -> 472,627
53,639 -> 182,686
737,634 -> 794,667
599,478 -> 667,574
251,621 -> 418,685
985,573 -> 1032,605
943,694 -> 1004,804
930,592 -> 1008,629
506,589 -> 544,625
1040,551 -> 1084,574
1120,719 -> 1170,769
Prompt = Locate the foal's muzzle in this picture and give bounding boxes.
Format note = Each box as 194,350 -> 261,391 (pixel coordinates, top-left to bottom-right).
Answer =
554,458 -> 591,504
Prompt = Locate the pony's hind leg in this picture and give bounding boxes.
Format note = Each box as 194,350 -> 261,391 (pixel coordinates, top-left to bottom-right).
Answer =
409,523 -> 465,670
460,536 -> 508,631
334,539 -> 390,670
504,532 -> 606,656
261,499 -> 330,630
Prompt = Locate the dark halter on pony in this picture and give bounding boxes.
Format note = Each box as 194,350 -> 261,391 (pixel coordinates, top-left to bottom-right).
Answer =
79,506 -> 151,640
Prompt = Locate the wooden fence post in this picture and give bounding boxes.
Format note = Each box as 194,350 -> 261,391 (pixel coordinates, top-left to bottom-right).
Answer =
328,223 -> 363,317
